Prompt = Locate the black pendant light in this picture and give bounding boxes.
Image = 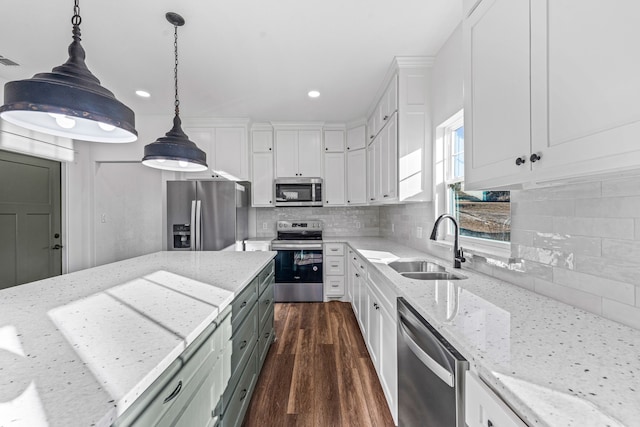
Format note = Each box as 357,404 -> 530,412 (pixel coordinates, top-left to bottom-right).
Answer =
0,0 -> 137,143
142,12 -> 207,172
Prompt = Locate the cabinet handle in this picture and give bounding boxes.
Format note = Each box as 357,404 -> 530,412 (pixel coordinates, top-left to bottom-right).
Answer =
240,301 -> 247,309
331,264 -> 339,267
347,200 -> 351,203
163,381 -> 183,404
353,257 -> 357,260
325,147 -> 328,151
51,244 -> 64,250
488,420 -> 494,427
239,388 -> 248,401
264,299 -> 271,305
332,283 -> 339,287
239,340 -> 248,350
347,146 -> 350,150
330,248 -> 338,251
515,156 -> 526,166
383,194 -> 389,198
383,115 -> 389,121
530,153 -> 541,163
370,135 -> 374,139
370,198 -> 374,201
269,147 -> 272,151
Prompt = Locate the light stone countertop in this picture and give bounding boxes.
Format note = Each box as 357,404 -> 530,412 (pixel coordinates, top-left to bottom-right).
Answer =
325,237 -> 640,427
0,251 -> 276,427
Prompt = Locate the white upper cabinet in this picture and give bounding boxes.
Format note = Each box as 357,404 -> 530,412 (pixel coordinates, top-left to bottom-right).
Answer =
182,119 -> 249,181
346,125 -> 366,151
529,0 -> 640,179
465,0 -> 640,189
251,127 -> 274,207
463,0 -> 531,190
323,152 -> 346,206
323,130 -> 345,152
366,58 -> 432,203
347,148 -> 367,205
274,128 -> 322,178
252,130 -> 273,153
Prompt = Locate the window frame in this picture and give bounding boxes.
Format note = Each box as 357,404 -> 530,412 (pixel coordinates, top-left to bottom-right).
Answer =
435,110 -> 512,257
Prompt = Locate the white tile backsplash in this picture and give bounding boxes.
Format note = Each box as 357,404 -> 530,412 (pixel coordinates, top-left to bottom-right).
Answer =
379,176 -> 640,330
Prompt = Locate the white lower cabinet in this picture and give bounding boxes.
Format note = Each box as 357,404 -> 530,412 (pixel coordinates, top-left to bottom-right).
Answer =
347,246 -> 398,424
465,371 -> 527,427
324,243 -> 346,298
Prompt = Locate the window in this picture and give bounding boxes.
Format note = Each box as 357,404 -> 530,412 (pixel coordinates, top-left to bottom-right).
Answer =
441,111 -> 511,245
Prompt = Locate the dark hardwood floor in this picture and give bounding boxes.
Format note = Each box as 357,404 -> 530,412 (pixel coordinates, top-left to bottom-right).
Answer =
243,302 -> 395,427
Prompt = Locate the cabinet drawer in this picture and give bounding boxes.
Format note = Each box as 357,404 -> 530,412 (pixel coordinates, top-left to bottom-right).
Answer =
231,277 -> 258,331
258,308 -> 274,370
326,275 -> 345,296
222,347 -> 258,427
223,308 -> 258,411
258,261 -> 275,295
258,280 -> 274,330
324,243 -> 344,255
325,256 -> 345,275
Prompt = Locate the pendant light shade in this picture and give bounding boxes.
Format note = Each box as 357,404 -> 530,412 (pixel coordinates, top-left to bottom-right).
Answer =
0,1 -> 137,143
142,12 -> 207,172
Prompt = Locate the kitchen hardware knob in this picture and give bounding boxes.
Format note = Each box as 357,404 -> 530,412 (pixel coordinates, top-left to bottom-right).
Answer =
240,301 -> 247,308
163,381 -> 183,404
54,233 -> 60,238
51,244 -> 63,250
347,146 -> 350,150
383,194 -> 389,198
515,156 -> 526,166
355,273 -> 360,277
239,388 -> 248,401
370,135 -> 374,139
269,147 -> 272,150
239,340 -> 248,350
530,153 -> 541,162
383,115 -> 389,121
488,420 -> 493,427
325,147 -> 328,151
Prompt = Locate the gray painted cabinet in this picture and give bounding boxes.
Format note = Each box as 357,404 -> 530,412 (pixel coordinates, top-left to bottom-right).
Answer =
113,261 -> 275,427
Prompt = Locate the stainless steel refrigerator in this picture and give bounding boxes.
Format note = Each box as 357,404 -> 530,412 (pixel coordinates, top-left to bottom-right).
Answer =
167,181 -> 249,251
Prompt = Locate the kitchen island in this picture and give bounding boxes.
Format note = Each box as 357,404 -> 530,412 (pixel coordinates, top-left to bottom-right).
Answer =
327,237 -> 640,427
0,251 -> 276,427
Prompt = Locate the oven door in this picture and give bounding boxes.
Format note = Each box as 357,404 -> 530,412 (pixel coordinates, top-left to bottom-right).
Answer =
272,245 -> 323,302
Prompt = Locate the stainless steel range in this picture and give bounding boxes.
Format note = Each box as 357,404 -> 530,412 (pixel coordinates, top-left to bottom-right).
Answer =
271,220 -> 323,302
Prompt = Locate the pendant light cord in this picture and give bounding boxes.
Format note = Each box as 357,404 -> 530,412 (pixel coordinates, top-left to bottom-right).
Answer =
174,25 -> 180,116
72,0 -> 81,27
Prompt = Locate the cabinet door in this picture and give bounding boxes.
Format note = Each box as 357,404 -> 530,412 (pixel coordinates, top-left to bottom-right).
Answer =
275,130 -> 298,177
323,152 -> 345,206
367,115 -> 376,145
381,115 -> 397,201
214,127 -> 248,181
366,286 -> 381,368
347,254 -> 355,302
252,153 -> 274,207
347,148 -> 367,205
297,130 -> 322,177
252,130 -> 273,153
379,303 -> 398,422
346,125 -> 366,151
530,0 -> 640,175
465,371 -> 527,427
463,0 -> 531,190
324,130 -> 345,152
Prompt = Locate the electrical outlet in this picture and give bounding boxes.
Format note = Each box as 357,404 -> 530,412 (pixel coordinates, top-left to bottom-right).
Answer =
392,223 -> 395,233
101,213 -> 106,223
355,221 -> 361,229
262,222 -> 268,230
416,226 -> 423,239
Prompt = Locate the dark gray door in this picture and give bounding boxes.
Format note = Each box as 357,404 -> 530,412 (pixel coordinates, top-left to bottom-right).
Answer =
0,149 -> 62,289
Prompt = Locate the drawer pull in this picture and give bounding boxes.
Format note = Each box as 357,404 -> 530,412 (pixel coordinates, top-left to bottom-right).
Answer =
331,264 -> 339,268
355,273 -> 360,278
239,388 -> 248,401
265,332 -> 271,339
264,299 -> 271,305
332,284 -> 339,287
239,340 -> 248,350
331,248 -> 338,251
488,421 -> 494,427
163,380 -> 183,404
240,301 -> 247,309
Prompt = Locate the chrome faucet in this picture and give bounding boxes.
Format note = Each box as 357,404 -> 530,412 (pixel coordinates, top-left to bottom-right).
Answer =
430,214 -> 466,269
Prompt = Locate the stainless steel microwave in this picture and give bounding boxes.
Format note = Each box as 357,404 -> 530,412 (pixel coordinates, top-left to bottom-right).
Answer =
274,177 -> 323,207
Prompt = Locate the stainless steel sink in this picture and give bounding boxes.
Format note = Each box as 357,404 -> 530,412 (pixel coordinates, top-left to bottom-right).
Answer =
400,271 -> 466,281
388,260 -> 447,273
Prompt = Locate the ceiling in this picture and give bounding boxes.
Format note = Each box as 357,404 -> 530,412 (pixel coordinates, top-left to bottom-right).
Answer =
0,0 -> 461,124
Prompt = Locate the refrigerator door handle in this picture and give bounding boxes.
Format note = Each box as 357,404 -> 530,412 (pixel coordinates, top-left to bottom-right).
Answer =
190,200 -> 197,251
195,200 -> 202,251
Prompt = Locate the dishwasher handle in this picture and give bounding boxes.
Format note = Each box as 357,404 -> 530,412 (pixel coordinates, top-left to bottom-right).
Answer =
399,315 -> 455,387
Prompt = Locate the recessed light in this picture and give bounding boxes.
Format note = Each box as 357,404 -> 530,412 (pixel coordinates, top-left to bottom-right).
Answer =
136,90 -> 151,98
308,90 -> 320,98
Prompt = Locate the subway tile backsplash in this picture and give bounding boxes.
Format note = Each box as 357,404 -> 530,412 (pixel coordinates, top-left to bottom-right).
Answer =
379,178 -> 640,330
255,206 -> 380,238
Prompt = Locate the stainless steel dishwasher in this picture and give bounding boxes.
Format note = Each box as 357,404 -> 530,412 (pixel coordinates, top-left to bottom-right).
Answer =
397,297 -> 468,427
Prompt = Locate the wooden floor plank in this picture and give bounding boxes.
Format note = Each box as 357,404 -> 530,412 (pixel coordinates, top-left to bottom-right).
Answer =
243,302 -> 394,427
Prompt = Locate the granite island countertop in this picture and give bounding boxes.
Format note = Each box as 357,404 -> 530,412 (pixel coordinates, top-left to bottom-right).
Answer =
326,237 -> 640,427
0,250 -> 276,427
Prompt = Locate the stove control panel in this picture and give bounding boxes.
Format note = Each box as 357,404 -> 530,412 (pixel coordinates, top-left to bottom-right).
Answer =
277,220 -> 323,231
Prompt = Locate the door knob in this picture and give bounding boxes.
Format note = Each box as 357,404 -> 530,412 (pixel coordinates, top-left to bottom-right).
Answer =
515,156 -> 526,166
51,244 -> 63,250
530,153 -> 541,162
